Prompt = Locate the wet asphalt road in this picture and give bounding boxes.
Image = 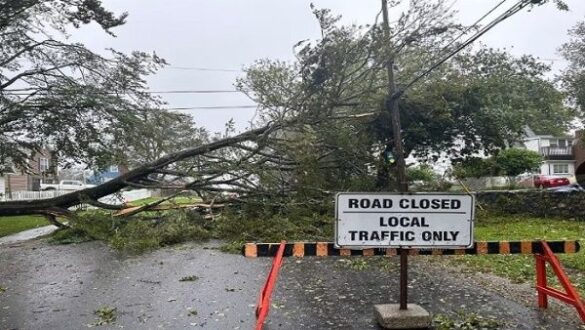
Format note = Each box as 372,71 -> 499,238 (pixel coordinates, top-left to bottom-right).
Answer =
0,239 -> 582,329
1,240 -> 268,329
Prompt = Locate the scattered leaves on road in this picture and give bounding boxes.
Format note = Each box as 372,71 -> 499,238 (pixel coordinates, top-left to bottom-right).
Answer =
433,310 -> 502,330
336,258 -> 369,271
91,306 -> 117,326
179,275 -> 199,282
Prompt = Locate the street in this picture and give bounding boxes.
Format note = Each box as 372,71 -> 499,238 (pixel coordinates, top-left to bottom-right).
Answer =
0,239 -> 581,329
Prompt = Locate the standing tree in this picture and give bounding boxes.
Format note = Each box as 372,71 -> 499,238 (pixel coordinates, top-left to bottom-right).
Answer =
560,20 -> 585,120
0,0 -> 178,170
451,157 -> 501,179
494,148 -> 542,185
237,1 -> 574,191
113,111 -> 209,168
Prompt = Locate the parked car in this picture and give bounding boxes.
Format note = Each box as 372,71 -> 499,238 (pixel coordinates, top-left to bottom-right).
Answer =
40,180 -> 95,191
533,175 -> 570,189
547,183 -> 585,193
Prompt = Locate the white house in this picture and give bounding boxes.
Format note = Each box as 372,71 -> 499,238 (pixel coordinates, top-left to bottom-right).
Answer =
521,127 -> 577,179
0,177 -> 5,199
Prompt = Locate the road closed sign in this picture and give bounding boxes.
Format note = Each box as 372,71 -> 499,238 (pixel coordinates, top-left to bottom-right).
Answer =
335,193 -> 474,249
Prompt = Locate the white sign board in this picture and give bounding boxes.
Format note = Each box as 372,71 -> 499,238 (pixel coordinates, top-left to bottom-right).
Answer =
335,193 -> 474,249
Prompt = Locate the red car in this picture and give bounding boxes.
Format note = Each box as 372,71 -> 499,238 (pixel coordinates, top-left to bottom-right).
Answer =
533,175 -> 570,189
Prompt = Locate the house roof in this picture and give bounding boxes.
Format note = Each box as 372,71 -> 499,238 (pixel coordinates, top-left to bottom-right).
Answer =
524,126 -> 573,140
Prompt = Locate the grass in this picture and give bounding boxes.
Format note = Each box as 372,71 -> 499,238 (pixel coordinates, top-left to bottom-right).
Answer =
443,210 -> 585,295
0,194 -> 201,239
0,216 -> 50,238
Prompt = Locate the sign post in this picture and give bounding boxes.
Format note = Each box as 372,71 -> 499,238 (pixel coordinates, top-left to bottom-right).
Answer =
335,192 -> 475,329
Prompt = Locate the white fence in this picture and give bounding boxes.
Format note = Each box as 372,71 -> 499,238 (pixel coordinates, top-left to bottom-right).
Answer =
459,176 -> 511,191
1,189 -> 153,204
1,190 -> 69,201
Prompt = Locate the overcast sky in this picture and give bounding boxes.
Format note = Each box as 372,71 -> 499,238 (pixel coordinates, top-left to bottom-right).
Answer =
71,0 -> 585,133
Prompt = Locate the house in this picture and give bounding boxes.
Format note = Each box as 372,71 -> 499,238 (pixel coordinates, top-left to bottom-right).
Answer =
86,165 -> 128,185
3,149 -> 59,194
0,176 -> 5,199
521,127 -> 585,185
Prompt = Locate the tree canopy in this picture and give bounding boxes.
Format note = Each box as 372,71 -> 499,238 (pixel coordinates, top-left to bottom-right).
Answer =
560,20 -> 585,119
0,0 -> 577,219
494,148 -> 542,178
237,1 -> 573,190
451,148 -> 542,180
0,0 -> 189,172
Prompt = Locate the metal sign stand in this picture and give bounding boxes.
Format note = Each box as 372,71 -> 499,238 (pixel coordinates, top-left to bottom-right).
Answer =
334,193 -> 475,329
399,248 -> 408,310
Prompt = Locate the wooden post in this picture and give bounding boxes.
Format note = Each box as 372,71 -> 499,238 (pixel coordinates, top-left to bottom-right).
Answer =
381,0 -> 409,310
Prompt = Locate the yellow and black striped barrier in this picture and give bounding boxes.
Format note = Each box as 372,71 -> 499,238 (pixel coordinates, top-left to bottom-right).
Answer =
242,241 -> 580,258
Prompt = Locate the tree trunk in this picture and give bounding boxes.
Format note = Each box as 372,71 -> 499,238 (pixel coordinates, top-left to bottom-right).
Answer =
0,123 -> 276,217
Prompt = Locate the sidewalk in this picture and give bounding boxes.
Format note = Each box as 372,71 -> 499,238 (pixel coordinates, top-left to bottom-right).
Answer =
0,225 -> 59,246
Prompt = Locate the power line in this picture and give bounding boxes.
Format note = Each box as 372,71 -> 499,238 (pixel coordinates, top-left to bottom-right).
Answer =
440,0 -> 508,53
165,105 -> 257,110
2,89 -> 242,95
537,58 -> 568,62
402,0 -> 533,92
165,66 -> 242,72
150,90 -> 240,94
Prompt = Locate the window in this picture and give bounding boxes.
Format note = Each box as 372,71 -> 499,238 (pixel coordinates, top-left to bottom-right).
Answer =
39,158 -> 49,172
552,164 -> 569,174
109,165 -> 119,173
552,139 -> 572,148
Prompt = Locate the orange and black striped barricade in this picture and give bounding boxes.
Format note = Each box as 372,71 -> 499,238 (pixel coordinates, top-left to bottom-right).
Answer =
243,240 -> 579,257
244,240 -> 584,324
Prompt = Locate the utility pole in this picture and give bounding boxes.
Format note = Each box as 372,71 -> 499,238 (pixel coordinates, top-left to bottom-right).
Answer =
381,0 -> 408,193
381,0 -> 409,310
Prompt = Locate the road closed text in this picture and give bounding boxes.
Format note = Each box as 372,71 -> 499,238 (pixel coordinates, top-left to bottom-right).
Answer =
336,194 -> 474,248
348,197 -> 462,210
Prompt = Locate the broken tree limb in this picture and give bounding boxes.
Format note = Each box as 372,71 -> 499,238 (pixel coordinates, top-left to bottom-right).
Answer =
43,213 -> 67,228
113,190 -> 189,217
0,122 -> 280,217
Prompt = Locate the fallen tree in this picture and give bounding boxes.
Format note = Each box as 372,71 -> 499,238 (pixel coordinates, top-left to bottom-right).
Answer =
1,1 -> 576,227
0,122 -> 282,218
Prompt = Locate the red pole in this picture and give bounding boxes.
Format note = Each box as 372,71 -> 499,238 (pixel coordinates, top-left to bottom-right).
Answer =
256,241 -> 286,330
535,254 -> 548,309
541,240 -> 585,322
